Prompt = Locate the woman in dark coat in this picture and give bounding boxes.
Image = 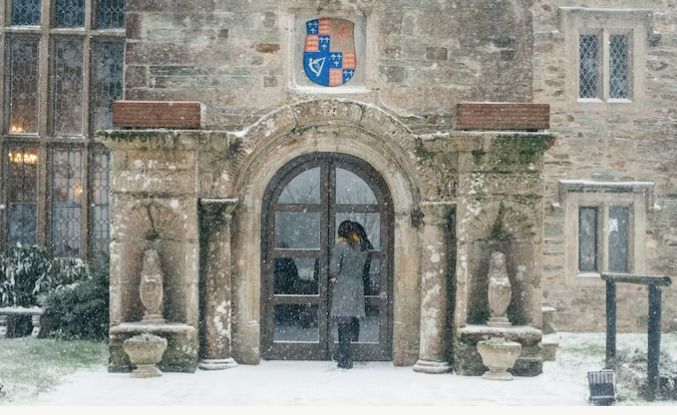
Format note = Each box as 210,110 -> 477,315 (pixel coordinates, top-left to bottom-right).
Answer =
329,220 -> 368,369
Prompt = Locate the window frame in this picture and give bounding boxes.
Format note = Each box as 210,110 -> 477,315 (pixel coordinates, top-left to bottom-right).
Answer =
560,7 -> 651,111
559,180 -> 654,286
0,0 -> 124,260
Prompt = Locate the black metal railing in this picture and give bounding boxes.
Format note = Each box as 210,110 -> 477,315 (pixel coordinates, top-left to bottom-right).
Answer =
601,272 -> 672,401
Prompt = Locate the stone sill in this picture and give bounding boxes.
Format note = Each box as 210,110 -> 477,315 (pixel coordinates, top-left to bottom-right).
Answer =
458,325 -> 543,343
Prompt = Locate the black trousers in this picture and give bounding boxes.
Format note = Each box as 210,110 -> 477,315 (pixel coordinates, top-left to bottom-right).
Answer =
336,317 -> 360,368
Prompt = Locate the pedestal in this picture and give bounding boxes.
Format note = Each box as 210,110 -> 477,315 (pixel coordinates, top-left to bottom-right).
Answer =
109,322 -> 198,373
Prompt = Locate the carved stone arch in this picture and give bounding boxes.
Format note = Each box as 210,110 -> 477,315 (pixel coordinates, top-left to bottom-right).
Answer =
463,200 -> 541,326
226,99 -> 424,365
120,200 -> 187,242
114,199 -> 193,324
228,99 -> 421,205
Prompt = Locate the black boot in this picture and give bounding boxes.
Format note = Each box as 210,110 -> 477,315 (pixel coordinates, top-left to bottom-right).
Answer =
350,317 -> 360,342
337,321 -> 353,369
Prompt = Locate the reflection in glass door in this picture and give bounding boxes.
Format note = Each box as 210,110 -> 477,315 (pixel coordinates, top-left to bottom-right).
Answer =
261,153 -> 393,361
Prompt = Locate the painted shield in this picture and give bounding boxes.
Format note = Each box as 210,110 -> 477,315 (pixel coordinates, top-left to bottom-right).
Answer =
303,18 -> 356,87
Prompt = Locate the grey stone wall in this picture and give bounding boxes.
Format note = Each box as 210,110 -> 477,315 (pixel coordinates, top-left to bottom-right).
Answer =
125,0 -> 533,131
533,0 -> 677,331
119,0 -> 677,333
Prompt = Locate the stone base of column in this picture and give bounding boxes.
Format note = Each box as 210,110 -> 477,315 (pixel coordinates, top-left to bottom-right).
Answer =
198,358 -> 238,370
413,359 -> 451,374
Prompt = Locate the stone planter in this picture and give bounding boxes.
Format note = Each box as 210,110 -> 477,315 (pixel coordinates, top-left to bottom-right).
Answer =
123,333 -> 168,378
477,337 -> 522,381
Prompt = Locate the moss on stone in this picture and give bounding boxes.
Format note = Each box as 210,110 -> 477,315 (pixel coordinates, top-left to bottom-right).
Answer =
489,134 -> 554,167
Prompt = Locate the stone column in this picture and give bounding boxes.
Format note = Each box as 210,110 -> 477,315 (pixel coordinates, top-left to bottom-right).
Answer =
198,198 -> 239,370
413,202 -> 453,374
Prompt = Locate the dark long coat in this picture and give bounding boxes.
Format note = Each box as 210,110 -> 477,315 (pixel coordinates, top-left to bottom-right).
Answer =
329,239 -> 367,318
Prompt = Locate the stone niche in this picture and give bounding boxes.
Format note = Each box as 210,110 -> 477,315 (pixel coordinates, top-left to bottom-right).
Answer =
453,133 -> 554,376
104,132 -> 201,372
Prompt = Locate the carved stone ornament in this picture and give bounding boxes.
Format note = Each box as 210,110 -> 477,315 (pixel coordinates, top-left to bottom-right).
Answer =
487,251 -> 512,327
477,337 -> 522,381
123,333 -> 168,378
139,248 -> 165,324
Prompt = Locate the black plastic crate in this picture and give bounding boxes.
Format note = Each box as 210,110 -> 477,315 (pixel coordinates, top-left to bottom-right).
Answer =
588,370 -> 617,406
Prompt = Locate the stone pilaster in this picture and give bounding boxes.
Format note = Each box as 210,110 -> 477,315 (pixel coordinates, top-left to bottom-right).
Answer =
413,202 -> 454,374
198,198 -> 239,370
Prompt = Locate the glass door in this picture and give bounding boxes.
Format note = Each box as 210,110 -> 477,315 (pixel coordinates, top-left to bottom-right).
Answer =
261,153 -> 392,361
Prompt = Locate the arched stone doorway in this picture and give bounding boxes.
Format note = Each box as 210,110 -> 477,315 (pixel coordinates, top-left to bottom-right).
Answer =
261,153 -> 394,361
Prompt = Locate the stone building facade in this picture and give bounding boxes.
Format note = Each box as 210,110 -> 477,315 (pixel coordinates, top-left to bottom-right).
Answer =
100,0 -> 675,373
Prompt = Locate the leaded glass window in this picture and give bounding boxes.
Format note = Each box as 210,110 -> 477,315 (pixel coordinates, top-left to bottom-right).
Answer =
91,41 -> 124,131
6,38 -> 40,134
609,34 -> 630,99
89,150 -> 110,263
11,0 -> 41,25
7,147 -> 39,247
96,0 -> 125,29
578,207 -> 598,272
2,1 -> 124,260
608,206 -> 629,273
55,0 -> 85,28
51,149 -> 83,257
579,34 -> 599,99
52,39 -> 84,136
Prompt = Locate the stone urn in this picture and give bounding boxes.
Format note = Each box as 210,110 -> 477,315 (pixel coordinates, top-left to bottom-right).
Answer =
487,251 -> 512,327
139,248 -> 166,324
477,337 -> 522,381
123,333 -> 168,378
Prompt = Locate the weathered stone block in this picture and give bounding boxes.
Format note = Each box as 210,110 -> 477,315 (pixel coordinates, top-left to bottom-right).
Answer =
380,66 -> 407,84
426,46 -> 448,60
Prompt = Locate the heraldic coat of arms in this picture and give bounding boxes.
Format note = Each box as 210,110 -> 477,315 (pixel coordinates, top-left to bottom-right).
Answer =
303,18 -> 356,87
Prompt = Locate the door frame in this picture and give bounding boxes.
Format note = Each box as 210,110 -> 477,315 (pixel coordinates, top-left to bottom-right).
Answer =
260,152 -> 394,361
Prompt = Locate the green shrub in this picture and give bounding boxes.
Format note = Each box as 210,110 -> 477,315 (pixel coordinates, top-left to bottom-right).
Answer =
40,261 -> 109,341
0,246 -> 88,308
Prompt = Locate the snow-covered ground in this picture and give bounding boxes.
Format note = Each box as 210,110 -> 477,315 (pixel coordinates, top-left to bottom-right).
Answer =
27,332 -> 677,406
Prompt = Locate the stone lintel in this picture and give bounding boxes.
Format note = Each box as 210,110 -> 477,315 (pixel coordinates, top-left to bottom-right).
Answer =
451,132 -> 555,153
97,129 -> 204,151
557,180 -> 655,210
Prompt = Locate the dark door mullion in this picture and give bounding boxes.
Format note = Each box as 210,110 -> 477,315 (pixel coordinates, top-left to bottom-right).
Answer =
325,159 -> 337,358
318,160 -> 331,359
379,196 -> 390,359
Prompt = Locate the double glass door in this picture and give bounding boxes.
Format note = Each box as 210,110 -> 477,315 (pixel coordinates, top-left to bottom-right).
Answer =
261,153 -> 392,360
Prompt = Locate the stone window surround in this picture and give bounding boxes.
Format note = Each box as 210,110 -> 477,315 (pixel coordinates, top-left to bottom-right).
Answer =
558,180 -> 654,287
559,7 -> 652,111
281,8 -> 375,96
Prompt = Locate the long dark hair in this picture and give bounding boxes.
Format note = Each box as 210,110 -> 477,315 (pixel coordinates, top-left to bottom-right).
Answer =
338,220 -> 369,252
351,221 -> 372,252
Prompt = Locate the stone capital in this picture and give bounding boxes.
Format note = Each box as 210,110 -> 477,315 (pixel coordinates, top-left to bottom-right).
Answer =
419,201 -> 455,226
199,198 -> 239,227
